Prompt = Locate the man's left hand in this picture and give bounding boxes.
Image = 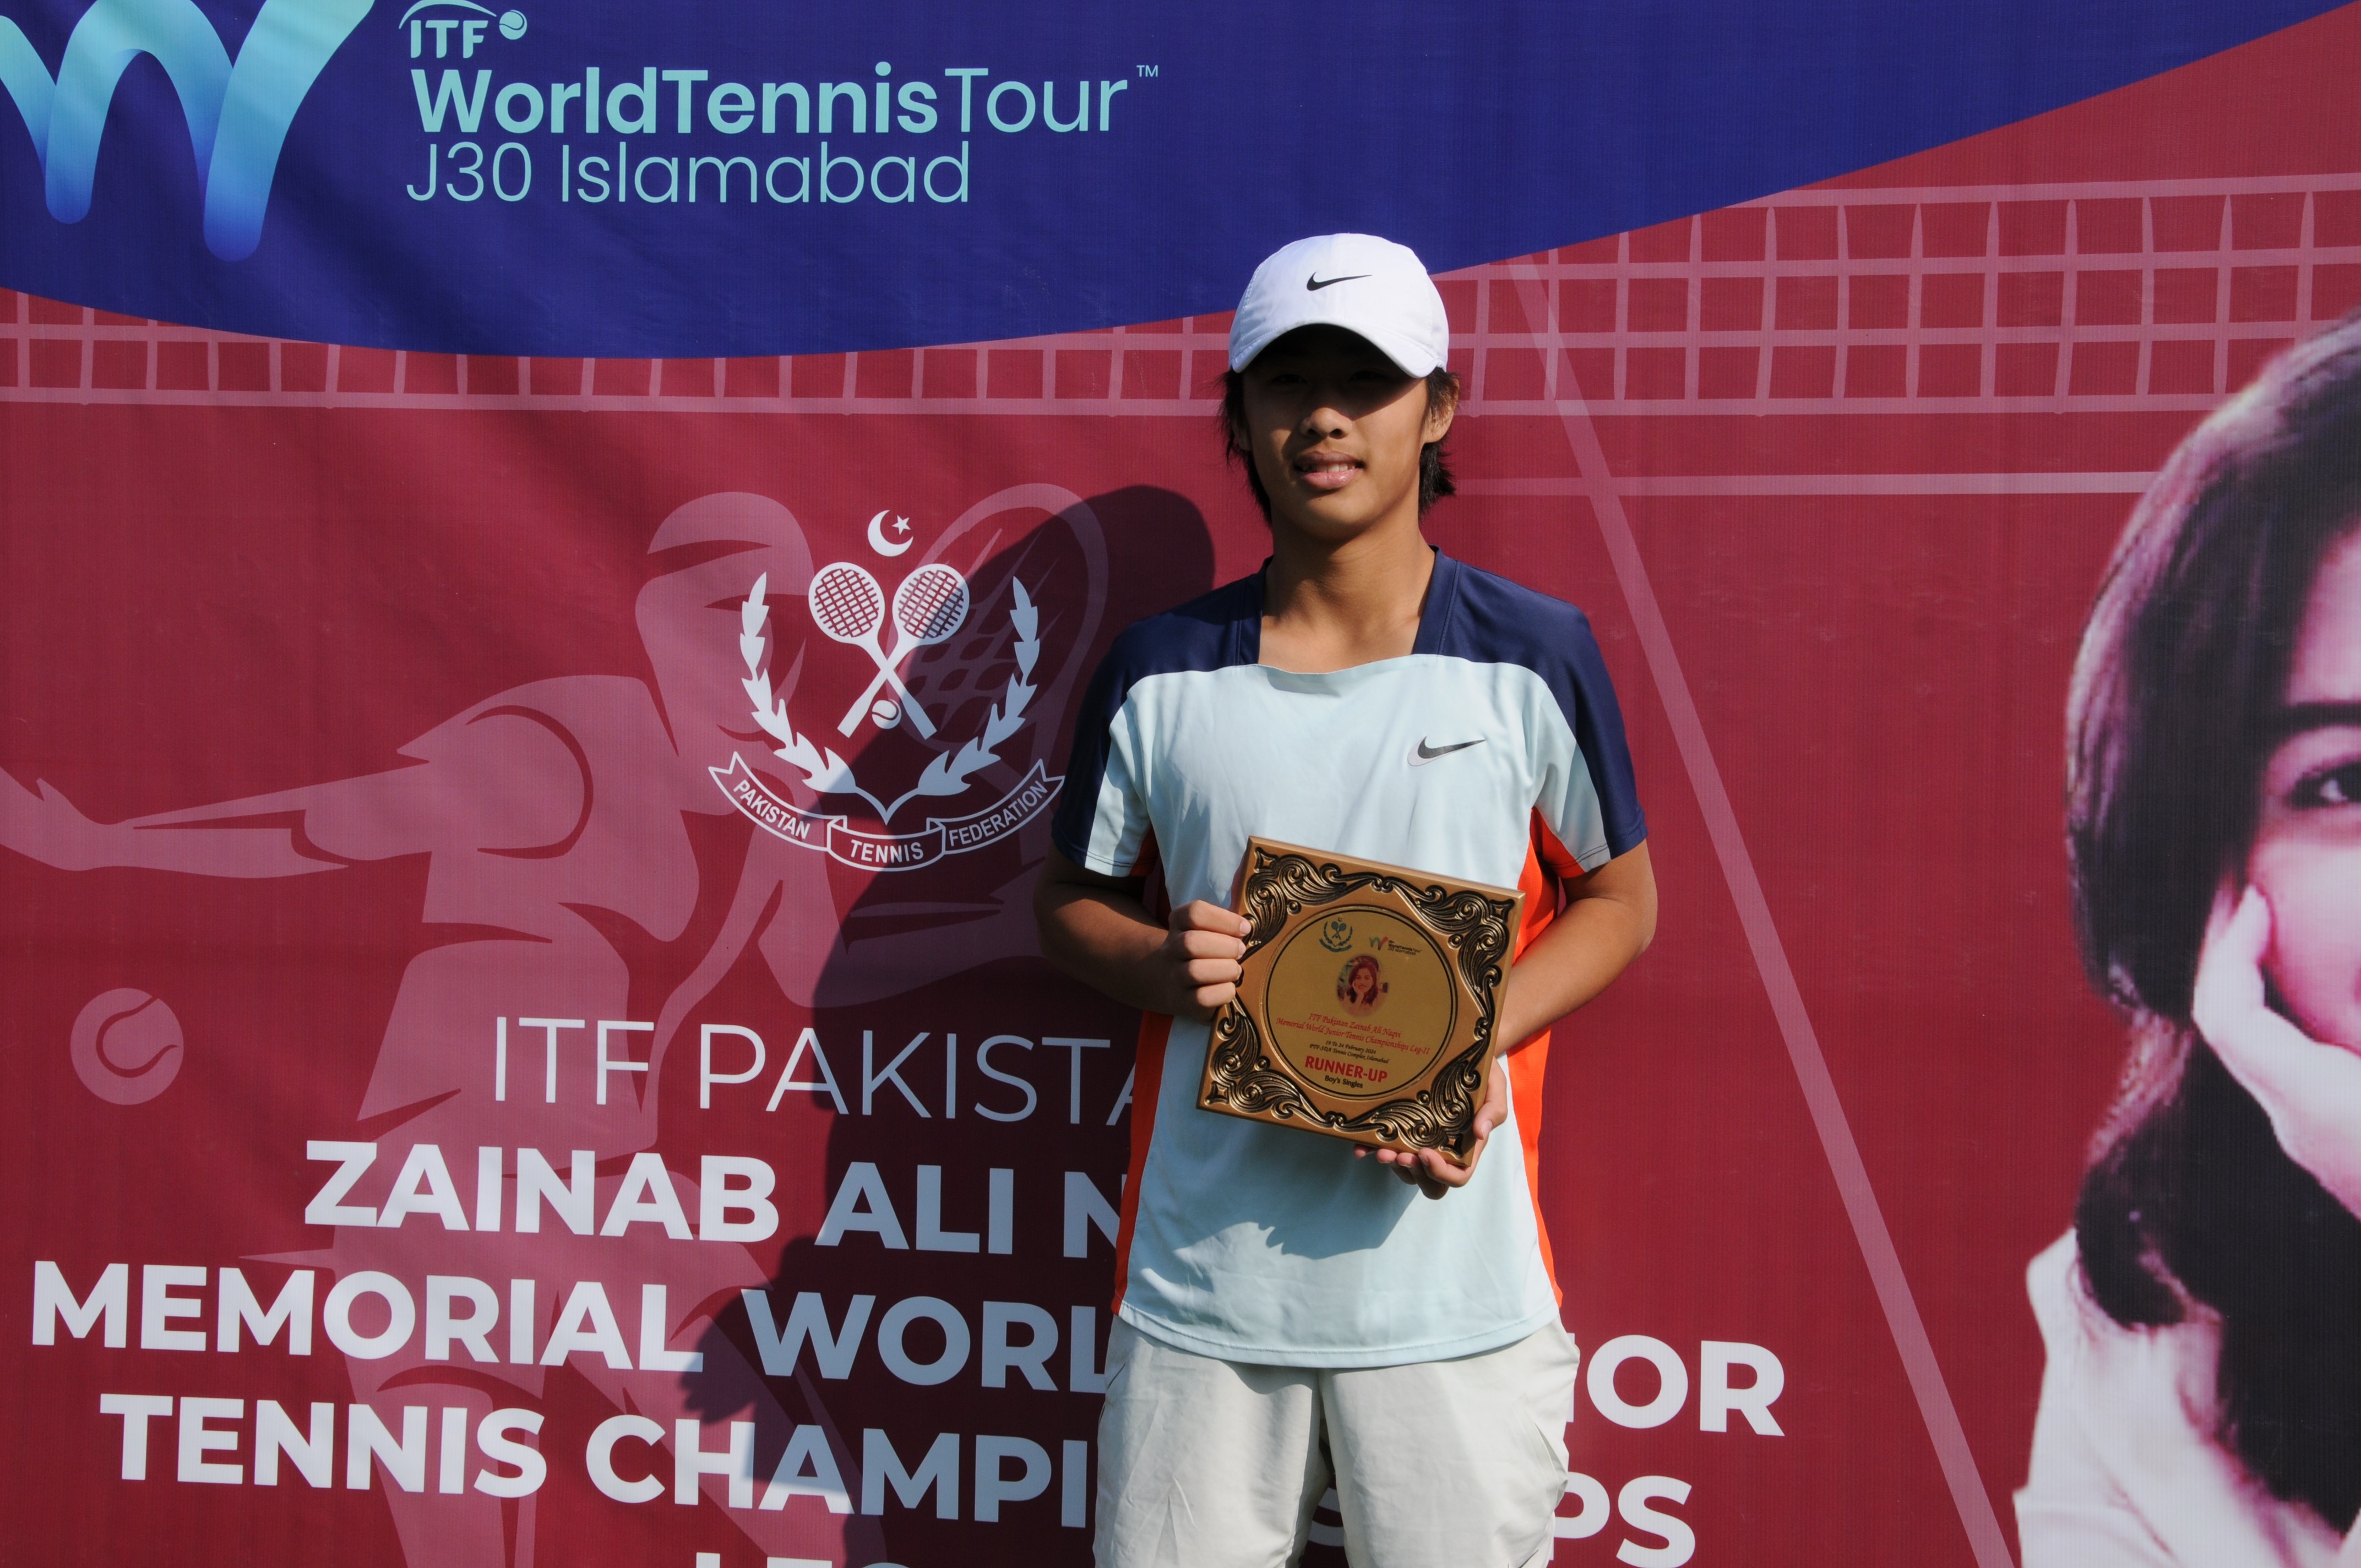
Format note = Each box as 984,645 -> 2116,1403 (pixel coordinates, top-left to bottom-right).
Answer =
1355,1055 -> 1509,1199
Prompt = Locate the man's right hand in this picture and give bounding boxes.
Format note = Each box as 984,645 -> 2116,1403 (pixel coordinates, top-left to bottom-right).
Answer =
1033,850 -> 1253,1021
1157,901 -> 1252,1020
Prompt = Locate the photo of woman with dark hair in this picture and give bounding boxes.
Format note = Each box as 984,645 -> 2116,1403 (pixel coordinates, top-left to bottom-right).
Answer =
2018,313 -> 2361,1564
1336,953 -> 1387,1016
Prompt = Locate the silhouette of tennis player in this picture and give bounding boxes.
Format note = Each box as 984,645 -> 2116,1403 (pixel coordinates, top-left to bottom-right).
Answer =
0,487 -> 1107,1568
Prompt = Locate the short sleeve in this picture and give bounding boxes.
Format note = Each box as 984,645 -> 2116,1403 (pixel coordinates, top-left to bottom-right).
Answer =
1530,608 -> 1646,875
1049,647 -> 1154,876
1425,557 -> 1646,879
1045,576 -> 1259,879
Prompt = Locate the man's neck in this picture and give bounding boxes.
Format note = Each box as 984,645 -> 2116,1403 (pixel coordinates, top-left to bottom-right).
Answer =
1258,510 -> 1436,674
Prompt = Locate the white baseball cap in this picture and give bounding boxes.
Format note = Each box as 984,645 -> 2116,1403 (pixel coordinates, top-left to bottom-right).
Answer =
1227,233 -> 1451,378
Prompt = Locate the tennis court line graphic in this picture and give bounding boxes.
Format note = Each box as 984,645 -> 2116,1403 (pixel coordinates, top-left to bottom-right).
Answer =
2,169 -> 2352,433
1503,256 -> 2024,1568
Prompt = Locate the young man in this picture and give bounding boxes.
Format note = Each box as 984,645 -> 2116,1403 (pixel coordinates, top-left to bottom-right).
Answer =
1035,233 -> 1657,1568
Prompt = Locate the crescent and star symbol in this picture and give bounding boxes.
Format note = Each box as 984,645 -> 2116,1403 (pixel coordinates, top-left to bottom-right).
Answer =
867,509 -> 914,557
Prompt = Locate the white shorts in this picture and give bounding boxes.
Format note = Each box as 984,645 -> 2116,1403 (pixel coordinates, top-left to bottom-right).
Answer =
1094,1317 -> 1581,1568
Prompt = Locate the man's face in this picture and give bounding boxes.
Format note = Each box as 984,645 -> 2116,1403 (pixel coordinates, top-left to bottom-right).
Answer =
1236,326 -> 1452,540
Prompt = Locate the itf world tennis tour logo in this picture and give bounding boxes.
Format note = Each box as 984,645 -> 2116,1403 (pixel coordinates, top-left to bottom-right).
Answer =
709,509 -> 1062,872
0,0 -> 373,259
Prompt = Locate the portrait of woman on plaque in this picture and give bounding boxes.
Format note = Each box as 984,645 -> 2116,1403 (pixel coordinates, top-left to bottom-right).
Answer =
2017,314 -> 2361,1565
1337,955 -> 1388,1016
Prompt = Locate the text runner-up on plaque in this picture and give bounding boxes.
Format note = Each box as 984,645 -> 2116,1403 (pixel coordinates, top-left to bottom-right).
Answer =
1201,837 -> 1525,1163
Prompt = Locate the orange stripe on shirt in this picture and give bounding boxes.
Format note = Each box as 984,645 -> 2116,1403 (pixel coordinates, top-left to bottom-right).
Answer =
1508,815 -> 1573,1301
1107,828 -> 1169,1314
1109,1010 -> 1171,1314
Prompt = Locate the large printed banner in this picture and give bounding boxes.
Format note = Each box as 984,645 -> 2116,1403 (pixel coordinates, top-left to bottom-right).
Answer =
7,3 -> 2361,1565
0,0 -> 2338,352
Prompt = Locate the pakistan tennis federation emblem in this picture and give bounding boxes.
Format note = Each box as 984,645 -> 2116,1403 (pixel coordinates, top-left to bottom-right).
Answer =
708,542 -> 1059,872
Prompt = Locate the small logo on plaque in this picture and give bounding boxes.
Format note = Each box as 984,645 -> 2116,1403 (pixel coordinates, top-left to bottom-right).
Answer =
1319,916 -> 1356,952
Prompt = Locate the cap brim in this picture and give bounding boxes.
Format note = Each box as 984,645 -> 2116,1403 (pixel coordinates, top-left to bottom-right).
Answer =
1229,319 -> 1441,379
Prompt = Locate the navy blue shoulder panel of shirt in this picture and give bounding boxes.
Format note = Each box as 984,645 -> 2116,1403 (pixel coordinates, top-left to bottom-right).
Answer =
1414,554 -> 1649,861
1048,571 -> 1264,868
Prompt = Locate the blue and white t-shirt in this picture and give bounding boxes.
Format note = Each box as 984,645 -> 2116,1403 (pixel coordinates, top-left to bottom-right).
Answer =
1051,551 -> 1647,1368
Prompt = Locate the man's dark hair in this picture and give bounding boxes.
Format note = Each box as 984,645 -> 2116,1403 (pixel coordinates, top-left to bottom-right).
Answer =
2069,311 -> 2361,1530
1218,366 -> 1461,522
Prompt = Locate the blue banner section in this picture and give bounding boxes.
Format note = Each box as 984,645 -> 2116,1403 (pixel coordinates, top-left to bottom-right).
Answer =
0,0 -> 2339,356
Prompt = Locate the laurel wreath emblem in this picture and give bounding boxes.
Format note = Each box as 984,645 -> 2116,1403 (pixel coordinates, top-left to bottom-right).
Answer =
738,572 -> 1041,824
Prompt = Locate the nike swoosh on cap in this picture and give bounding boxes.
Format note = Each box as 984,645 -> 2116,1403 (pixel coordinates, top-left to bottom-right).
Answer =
1305,273 -> 1370,291
1408,737 -> 1486,766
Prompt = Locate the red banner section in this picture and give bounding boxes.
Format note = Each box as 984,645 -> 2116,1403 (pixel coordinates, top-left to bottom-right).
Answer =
7,10 -> 2361,1566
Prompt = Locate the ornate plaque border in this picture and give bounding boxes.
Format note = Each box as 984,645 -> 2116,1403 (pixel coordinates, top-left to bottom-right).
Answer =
1201,839 -> 1524,1159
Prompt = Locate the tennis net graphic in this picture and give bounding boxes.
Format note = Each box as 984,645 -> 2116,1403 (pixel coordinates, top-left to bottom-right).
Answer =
2,172 -> 2352,438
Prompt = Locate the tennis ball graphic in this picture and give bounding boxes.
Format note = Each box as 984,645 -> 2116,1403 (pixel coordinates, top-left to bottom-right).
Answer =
70,989 -> 184,1105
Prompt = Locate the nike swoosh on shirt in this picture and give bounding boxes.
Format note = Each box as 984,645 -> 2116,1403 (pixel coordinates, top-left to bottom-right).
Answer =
1305,273 -> 1370,290
1408,737 -> 1486,766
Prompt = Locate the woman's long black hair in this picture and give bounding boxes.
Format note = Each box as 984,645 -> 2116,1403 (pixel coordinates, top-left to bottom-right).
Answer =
2070,313 -> 2361,1528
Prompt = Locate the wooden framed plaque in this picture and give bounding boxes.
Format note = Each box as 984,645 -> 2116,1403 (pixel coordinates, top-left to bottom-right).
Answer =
1200,837 -> 1525,1162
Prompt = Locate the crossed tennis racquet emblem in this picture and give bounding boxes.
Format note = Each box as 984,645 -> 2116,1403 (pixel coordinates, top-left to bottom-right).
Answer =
808,559 -> 972,738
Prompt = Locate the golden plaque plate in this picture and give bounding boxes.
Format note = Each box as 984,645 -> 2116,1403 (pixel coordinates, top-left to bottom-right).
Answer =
1200,837 -> 1525,1161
